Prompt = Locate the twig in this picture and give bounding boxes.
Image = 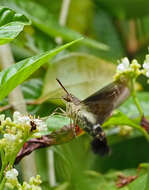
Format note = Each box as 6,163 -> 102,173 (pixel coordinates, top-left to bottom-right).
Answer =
55,0 -> 71,45
127,20 -> 139,57
0,45 -> 27,113
15,124 -> 79,164
0,105 -> 11,112
0,100 -> 41,112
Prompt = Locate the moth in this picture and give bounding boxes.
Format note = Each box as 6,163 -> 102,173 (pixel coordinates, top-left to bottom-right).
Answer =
57,78 -> 130,156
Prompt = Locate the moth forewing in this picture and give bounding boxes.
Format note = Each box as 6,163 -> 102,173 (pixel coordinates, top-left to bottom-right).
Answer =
82,80 -> 130,124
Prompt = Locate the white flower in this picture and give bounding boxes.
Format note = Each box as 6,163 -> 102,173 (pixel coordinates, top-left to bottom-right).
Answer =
6,168 -> 18,180
146,71 -> 149,77
33,119 -> 47,131
117,57 -> 130,72
4,134 -> 16,142
0,114 -> 5,122
13,112 -> 30,125
13,111 -> 47,131
13,111 -> 21,121
143,61 -> 149,70
6,117 -> 12,122
143,61 -> 149,77
17,116 -> 30,125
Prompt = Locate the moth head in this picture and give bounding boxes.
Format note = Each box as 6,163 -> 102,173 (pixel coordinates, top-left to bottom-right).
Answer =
56,78 -> 81,105
62,93 -> 74,102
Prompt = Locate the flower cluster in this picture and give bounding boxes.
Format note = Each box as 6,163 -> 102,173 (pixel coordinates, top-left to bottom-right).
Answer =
5,168 -> 19,189
0,112 -> 47,189
0,112 -> 47,161
13,111 -> 47,133
115,57 -> 142,80
114,52 -> 149,82
0,111 -> 47,142
5,168 -> 42,190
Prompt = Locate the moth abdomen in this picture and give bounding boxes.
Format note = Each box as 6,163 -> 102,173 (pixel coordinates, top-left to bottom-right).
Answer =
78,113 -> 110,156
91,136 -> 110,156
90,124 -> 110,156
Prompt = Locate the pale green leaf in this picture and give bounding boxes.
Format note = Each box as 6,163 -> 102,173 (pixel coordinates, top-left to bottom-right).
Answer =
41,52 -> 116,103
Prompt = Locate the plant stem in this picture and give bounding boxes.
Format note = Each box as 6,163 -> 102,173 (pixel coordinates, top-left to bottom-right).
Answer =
55,0 -> 71,44
131,77 -> 144,117
0,159 -> 8,182
129,122 -> 149,142
0,177 -> 6,190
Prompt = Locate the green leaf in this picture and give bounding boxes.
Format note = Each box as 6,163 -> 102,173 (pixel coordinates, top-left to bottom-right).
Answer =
1,0 -> 108,50
93,8 -> 124,60
126,174 -> 147,190
0,39 -> 81,101
119,92 -> 149,117
144,171 -> 149,190
103,112 -> 138,127
0,6 -> 30,44
54,182 -> 69,190
67,0 -> 93,34
46,115 -> 71,132
95,0 -> 149,18
21,78 -> 43,114
41,52 -> 116,103
103,112 -> 149,142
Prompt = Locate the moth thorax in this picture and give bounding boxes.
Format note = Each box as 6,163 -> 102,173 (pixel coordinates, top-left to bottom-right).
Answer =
66,102 -> 81,120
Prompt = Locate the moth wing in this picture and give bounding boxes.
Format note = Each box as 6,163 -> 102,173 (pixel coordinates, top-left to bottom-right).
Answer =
82,81 -> 130,124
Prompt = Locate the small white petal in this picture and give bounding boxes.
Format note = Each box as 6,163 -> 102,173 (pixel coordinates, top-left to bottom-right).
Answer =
143,61 -> 149,70
117,57 -> 130,72
17,116 -> 30,125
0,114 -> 5,122
33,119 -> 47,131
13,111 -> 21,120
6,117 -> 11,122
146,71 -> 149,77
4,134 -> 16,142
122,57 -> 130,67
6,168 -> 18,180
117,64 -> 125,72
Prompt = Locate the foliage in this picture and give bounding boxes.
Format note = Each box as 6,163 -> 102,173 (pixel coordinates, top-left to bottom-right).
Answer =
0,0 -> 149,190
0,6 -> 30,45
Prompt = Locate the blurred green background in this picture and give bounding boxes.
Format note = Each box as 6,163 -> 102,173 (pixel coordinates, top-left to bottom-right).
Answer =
1,0 -> 149,189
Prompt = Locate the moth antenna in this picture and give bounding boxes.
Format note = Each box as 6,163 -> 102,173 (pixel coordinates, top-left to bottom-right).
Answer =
56,78 -> 70,95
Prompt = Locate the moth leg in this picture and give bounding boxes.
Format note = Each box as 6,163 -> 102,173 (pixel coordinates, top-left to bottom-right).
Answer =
72,113 -> 79,137
51,107 -> 66,117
